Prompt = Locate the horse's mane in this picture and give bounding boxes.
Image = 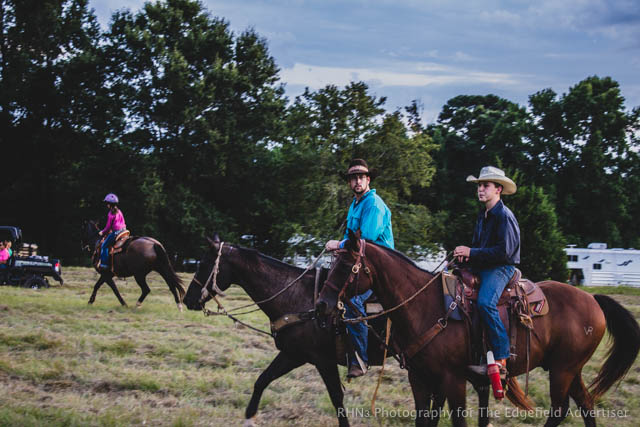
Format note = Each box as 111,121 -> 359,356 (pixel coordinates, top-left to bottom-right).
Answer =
235,245 -> 315,274
365,240 -> 436,275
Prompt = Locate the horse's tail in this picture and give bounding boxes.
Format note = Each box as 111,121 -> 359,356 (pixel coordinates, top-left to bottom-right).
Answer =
505,377 -> 534,411
589,294 -> 640,401
153,243 -> 186,302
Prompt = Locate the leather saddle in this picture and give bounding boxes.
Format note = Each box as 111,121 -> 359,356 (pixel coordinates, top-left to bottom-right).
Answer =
443,268 -> 548,320
110,230 -> 131,255
442,267 -> 549,363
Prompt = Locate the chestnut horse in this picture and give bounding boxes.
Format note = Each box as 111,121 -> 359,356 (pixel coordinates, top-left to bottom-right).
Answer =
317,230 -> 640,427
81,220 -> 185,309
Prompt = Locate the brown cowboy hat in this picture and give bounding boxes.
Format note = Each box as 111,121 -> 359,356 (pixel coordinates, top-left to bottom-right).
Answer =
340,158 -> 379,180
466,166 -> 517,195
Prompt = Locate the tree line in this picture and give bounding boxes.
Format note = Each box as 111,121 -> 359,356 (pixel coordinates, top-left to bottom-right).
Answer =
1,0 -> 639,281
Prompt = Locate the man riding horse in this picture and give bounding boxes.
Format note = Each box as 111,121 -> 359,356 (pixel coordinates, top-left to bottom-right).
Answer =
454,166 -> 520,379
325,158 -> 394,378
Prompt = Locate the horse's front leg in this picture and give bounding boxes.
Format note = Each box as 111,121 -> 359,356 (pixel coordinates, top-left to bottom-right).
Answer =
88,275 -> 106,304
316,360 -> 349,427
472,383 -> 491,427
408,369 -> 436,426
105,276 -> 127,306
244,351 -> 304,426
443,371 -> 468,427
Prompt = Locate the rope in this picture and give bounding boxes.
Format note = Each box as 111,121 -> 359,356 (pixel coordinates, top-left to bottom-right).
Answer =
371,317 -> 392,412
342,251 -> 451,324
203,296 -> 273,337
221,247 -> 327,314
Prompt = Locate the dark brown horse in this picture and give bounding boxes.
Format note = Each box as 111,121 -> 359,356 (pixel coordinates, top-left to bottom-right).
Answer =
183,234 -> 391,427
81,220 -> 185,310
317,230 -> 640,427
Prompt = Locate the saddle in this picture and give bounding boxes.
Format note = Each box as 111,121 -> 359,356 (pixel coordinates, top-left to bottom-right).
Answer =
111,230 -> 131,255
93,231 -> 133,271
442,267 -> 549,363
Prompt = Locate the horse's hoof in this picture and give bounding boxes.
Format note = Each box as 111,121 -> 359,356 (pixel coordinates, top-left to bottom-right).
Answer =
135,301 -> 142,308
177,303 -> 184,312
243,417 -> 257,427
88,301 -> 94,305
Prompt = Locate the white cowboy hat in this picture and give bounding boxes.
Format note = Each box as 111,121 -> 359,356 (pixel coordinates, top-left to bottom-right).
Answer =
466,166 -> 517,195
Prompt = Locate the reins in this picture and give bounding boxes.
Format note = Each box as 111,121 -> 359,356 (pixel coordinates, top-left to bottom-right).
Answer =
341,250 -> 452,324
196,242 -> 328,336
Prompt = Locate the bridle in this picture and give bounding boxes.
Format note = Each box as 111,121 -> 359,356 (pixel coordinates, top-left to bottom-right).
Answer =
324,239 -> 371,311
195,242 -> 327,312
194,241 -> 226,301
81,222 -> 100,253
328,241 -> 451,324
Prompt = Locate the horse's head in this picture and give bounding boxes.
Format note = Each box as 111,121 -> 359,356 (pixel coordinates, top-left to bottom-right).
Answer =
80,220 -> 100,253
183,233 -> 233,310
315,229 -> 374,317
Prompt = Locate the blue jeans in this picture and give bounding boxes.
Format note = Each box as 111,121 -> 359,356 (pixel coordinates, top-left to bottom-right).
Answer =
345,289 -> 372,366
477,265 -> 515,360
100,232 -> 117,266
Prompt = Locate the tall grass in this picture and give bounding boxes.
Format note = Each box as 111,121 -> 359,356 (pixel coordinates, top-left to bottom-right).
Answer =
1,268 -> 639,426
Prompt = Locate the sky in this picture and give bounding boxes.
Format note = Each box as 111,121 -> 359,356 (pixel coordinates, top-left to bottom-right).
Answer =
90,0 -> 640,123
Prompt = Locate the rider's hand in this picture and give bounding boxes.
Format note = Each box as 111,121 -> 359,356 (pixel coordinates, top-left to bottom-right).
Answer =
98,231 -> 103,236
325,240 -> 341,251
453,245 -> 470,263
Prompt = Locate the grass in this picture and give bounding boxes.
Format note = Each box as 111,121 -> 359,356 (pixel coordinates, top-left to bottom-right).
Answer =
0,267 -> 639,426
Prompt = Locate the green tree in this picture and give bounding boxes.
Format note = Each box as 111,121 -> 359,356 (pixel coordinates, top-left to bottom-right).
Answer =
528,76 -> 640,247
105,0 -> 287,256
0,0 -> 120,262
424,95 -> 532,251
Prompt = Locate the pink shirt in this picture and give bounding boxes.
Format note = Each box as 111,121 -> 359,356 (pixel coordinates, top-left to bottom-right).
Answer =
101,209 -> 127,234
0,248 -> 9,263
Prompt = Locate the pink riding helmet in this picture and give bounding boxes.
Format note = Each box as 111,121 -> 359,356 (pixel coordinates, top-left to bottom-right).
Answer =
103,193 -> 119,204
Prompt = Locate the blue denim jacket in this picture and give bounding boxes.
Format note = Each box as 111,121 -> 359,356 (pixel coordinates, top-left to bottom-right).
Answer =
469,199 -> 520,267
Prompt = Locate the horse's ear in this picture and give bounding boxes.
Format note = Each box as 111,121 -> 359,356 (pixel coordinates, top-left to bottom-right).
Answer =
346,229 -> 361,252
212,232 -> 221,243
206,236 -> 216,248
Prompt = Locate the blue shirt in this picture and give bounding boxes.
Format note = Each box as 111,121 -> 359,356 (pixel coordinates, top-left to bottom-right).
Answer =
469,199 -> 520,267
342,189 -> 394,249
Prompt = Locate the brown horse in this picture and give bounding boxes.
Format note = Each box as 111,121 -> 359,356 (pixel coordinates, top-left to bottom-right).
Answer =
183,234 -> 394,427
317,230 -> 640,427
81,220 -> 185,310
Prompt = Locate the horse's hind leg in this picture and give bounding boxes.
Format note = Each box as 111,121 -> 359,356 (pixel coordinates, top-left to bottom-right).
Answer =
133,274 -> 151,307
244,351 -> 304,426
568,374 -> 596,427
105,277 -> 127,306
316,361 -> 349,427
543,369 -> 573,427
88,276 -> 106,304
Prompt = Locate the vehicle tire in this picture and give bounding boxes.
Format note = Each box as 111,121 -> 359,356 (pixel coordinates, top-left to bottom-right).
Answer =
23,275 -> 49,289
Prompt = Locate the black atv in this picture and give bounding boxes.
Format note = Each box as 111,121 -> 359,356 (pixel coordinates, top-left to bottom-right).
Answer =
0,226 -> 63,289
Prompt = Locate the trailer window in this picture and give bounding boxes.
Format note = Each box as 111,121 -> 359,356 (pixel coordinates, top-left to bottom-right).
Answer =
567,255 -> 578,262
593,263 -> 602,270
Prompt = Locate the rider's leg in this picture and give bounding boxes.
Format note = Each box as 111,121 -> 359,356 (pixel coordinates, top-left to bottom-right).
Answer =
100,232 -> 116,268
476,265 -> 515,367
345,289 -> 372,376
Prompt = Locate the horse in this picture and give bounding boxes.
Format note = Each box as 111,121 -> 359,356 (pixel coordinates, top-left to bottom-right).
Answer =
183,234 -> 392,427
80,220 -> 185,310
316,229 -> 640,427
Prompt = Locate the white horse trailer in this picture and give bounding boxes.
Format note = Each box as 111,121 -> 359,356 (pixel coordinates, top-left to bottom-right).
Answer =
565,243 -> 640,287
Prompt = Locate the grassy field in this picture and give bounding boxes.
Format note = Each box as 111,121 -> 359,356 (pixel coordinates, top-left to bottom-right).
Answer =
1,267 -> 639,426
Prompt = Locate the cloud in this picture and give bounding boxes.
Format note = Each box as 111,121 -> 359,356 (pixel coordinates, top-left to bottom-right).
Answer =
280,62 -> 522,89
